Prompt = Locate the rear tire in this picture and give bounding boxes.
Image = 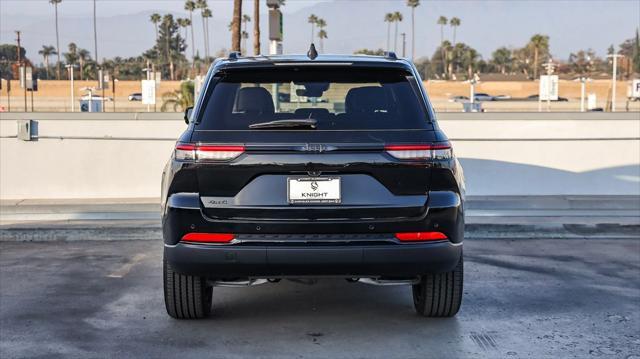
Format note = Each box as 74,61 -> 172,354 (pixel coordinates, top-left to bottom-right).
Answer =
412,255 -> 463,317
163,257 -> 213,319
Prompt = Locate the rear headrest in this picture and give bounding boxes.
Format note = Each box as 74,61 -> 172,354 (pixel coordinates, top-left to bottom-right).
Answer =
345,86 -> 388,114
235,87 -> 275,115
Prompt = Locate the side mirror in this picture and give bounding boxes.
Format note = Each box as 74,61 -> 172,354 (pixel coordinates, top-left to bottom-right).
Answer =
184,107 -> 193,125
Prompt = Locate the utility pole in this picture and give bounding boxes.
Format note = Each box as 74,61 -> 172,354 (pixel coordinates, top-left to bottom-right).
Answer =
16,31 -> 27,112
401,33 -> 406,58
607,54 -> 623,112
66,64 -> 75,112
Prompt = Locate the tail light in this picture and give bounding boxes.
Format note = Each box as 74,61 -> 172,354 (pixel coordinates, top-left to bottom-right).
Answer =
385,143 -> 452,160
395,232 -> 448,242
181,233 -> 235,243
175,143 -> 244,162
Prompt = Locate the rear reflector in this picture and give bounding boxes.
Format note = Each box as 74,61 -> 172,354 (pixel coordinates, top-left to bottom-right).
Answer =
395,232 -> 448,242
181,233 -> 235,243
175,143 -> 244,161
385,143 -> 452,160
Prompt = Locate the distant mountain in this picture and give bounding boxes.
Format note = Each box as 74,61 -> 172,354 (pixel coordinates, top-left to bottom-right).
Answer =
1,0 -> 638,64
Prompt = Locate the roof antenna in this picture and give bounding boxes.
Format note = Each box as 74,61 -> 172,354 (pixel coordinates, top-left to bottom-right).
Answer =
307,43 -> 318,60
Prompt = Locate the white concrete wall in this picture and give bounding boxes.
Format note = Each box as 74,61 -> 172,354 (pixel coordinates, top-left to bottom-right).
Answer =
1,112 -> 638,199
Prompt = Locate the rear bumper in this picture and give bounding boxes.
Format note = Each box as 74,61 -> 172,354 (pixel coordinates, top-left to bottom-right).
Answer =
164,240 -> 462,278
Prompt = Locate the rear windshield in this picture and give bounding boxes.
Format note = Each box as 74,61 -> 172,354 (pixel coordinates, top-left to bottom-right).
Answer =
196,67 -> 431,130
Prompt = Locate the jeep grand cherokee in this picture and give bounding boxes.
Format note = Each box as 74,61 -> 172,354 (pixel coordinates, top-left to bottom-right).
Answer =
161,51 -> 465,319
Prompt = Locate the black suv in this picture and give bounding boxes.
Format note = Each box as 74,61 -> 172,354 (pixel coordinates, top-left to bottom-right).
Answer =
161,52 -> 465,319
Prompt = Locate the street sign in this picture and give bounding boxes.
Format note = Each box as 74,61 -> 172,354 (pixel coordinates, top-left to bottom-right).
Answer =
587,93 -> 597,110
630,79 -> 640,99
25,67 -> 33,90
539,75 -> 559,101
141,80 -> 156,105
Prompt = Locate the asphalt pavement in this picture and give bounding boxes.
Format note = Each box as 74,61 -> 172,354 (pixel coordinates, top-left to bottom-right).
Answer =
1,238 -> 639,358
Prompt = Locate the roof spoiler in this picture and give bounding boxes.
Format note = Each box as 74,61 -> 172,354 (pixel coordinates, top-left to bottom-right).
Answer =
384,51 -> 398,60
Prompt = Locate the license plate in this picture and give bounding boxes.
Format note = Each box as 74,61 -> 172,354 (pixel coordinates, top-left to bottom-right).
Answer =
287,177 -> 341,204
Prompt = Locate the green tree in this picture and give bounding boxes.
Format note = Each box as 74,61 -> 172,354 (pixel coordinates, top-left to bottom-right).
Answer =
450,17 -> 461,46
77,48 -> 91,80
384,13 -> 394,52
145,15 -> 187,80
202,8 -> 213,59
568,49 -> 597,76
64,42 -> 78,66
38,45 -> 57,79
393,12 -> 403,53
150,13 -> 162,69
308,14 -> 318,44
49,0 -> 62,79
0,44 -> 27,80
437,16 -> 447,70
162,80 -> 195,111
316,18 -> 327,52
491,46 -> 512,74
184,0 -> 197,69
242,14 -> 251,54
528,34 -> 549,79
406,0 -> 420,61
196,0 -> 210,57
354,48 -> 385,56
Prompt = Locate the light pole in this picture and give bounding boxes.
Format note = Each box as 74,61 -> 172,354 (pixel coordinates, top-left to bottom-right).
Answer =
65,64 -> 76,112
607,53 -> 623,112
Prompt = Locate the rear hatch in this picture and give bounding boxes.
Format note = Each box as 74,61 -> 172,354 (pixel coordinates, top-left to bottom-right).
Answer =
184,65 -> 447,222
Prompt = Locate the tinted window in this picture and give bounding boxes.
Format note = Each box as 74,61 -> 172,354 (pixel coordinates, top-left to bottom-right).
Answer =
197,68 -> 431,130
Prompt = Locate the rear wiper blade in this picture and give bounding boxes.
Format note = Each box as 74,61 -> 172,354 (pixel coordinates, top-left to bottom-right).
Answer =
249,119 -> 317,129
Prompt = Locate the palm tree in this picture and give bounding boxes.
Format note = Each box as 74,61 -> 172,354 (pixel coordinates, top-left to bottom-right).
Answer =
38,45 -> 56,79
177,18 -> 189,42
437,16 -> 447,44
184,0 -> 197,72
77,48 -> 90,80
253,0 -> 260,55
162,14 -> 175,80
231,0 -> 243,52
92,0 -> 99,86
202,8 -> 213,59
406,0 -> 420,61
463,47 -> 479,79
437,16 -> 447,71
384,13 -> 394,52
49,0 -> 62,80
450,17 -> 460,46
161,81 -> 195,112
241,14 -> 251,54
392,12 -> 403,53
196,0 -> 209,58
529,34 -> 549,79
64,42 -> 78,67
150,13 -> 161,64
316,18 -> 327,52
492,46 -> 512,74
308,14 -> 318,44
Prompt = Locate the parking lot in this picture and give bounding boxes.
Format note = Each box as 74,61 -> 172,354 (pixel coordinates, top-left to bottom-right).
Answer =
1,238 -> 638,358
